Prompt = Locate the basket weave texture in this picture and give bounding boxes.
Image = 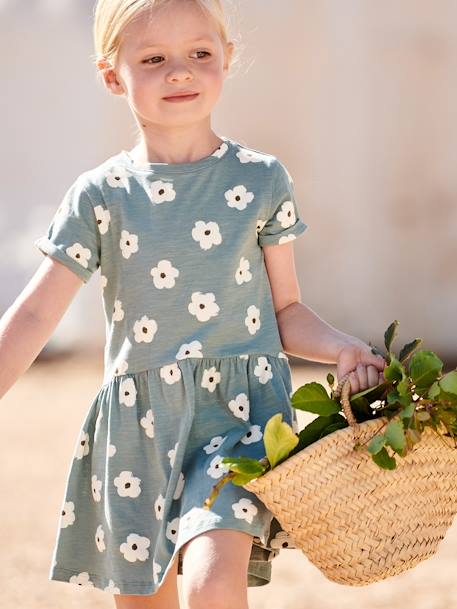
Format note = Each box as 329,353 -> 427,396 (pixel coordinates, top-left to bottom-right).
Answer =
244,377 -> 457,586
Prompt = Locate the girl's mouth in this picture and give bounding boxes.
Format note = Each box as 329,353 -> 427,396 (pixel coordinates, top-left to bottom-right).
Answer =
163,93 -> 200,103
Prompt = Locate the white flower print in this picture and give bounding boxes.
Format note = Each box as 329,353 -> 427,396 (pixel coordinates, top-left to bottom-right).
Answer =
94,205 -> 111,234
153,560 -> 162,585
254,356 -> 273,384
192,220 -> 222,250
119,377 -> 137,407
201,366 -> 221,392
114,471 -> 142,498
232,497 -> 258,524
69,572 -> 95,587
239,354 -> 249,360
278,351 -> 289,360
154,493 -> 165,520
91,475 -> 102,502
173,472 -> 185,499
59,501 -> 76,528
278,234 -> 297,244
203,435 -> 227,454
104,580 -> 121,594
75,430 -> 90,460
225,184 -> 254,210
120,229 -> 139,259
150,259 -> 180,289
207,454 -> 230,479
95,524 -> 106,552
240,424 -> 263,445
276,200 -> 296,228
106,166 -> 130,188
236,148 -> 274,166
108,444 -> 117,457
112,299 -> 125,322
212,141 -> 228,158
270,530 -> 297,549
245,305 -> 261,335
114,359 -> 129,376
235,257 -> 252,285
160,362 -> 182,384
66,243 -> 91,268
256,219 -> 267,233
140,409 -> 155,438
166,517 -> 180,544
188,291 -> 220,322
133,315 -> 158,343
176,340 -> 203,359
101,274 -> 108,289
120,533 -> 150,562
228,392 -> 250,421
168,442 -> 179,468
149,180 -> 176,204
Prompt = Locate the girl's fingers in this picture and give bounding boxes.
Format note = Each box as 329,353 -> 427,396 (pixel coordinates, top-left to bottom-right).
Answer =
349,370 -> 360,394
356,363 -> 368,391
366,365 -> 379,387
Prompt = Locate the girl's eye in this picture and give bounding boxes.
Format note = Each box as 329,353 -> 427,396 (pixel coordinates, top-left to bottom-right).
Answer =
142,51 -> 211,65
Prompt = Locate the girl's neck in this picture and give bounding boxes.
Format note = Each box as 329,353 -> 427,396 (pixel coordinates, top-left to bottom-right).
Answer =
129,127 -> 224,165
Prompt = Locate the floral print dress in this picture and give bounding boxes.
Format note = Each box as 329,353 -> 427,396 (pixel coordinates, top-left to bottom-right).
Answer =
34,136 -> 308,596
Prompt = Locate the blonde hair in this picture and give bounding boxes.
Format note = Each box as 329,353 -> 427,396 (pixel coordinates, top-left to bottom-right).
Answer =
92,0 -> 241,72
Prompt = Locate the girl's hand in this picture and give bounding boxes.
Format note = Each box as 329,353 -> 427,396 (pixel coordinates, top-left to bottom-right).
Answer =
336,338 -> 387,395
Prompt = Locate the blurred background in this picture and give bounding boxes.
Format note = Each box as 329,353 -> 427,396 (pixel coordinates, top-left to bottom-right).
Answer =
1,0 -> 456,608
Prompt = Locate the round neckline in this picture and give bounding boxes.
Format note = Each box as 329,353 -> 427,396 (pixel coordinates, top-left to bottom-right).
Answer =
119,136 -> 233,175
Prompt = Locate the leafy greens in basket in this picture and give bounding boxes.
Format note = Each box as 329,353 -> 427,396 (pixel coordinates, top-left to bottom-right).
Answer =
204,320 -> 457,510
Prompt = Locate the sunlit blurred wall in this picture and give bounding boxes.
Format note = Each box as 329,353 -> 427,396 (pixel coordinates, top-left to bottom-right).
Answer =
0,0 -> 456,361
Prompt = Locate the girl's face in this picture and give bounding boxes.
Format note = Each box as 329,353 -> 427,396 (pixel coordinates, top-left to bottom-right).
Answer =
105,1 -> 234,129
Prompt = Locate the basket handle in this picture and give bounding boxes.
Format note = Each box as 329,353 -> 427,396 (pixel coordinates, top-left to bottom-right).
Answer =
333,373 -> 362,445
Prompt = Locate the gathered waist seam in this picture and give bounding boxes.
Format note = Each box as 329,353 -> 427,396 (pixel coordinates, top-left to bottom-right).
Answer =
101,351 -> 289,388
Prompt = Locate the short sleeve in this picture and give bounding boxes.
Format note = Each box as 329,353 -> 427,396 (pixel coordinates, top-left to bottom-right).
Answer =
34,178 -> 102,283
257,159 -> 308,247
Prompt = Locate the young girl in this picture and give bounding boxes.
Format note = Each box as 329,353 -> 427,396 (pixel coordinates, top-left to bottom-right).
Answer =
0,0 -> 386,607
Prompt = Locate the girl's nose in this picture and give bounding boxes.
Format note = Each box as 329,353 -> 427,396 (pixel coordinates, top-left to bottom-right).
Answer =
166,62 -> 193,83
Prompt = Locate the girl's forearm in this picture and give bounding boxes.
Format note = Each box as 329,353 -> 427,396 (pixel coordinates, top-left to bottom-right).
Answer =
276,301 -> 357,364
0,301 -> 51,401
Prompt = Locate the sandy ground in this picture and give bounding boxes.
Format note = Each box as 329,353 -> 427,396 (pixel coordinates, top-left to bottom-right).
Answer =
1,353 -> 457,609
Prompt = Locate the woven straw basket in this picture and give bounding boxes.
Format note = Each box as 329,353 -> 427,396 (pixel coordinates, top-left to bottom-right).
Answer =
244,374 -> 457,586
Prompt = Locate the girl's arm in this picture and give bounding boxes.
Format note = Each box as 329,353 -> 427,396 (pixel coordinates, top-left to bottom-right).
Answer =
0,256 -> 84,400
263,241 -> 386,393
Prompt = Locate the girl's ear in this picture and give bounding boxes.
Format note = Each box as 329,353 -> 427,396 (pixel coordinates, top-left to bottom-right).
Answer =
223,42 -> 235,75
96,59 -> 125,96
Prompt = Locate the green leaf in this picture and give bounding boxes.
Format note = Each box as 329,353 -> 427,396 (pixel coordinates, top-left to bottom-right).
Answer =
368,434 -> 386,455
428,381 -> 440,399
327,372 -> 335,388
416,411 -> 431,422
397,376 -> 411,399
384,355 -> 406,383
409,351 -> 443,393
291,382 -> 341,416
439,371 -> 457,396
399,338 -> 423,363
291,414 -> 348,455
384,320 -> 399,352
384,420 -> 407,452
399,402 -> 416,419
231,472 -> 262,486
221,456 -> 267,477
372,447 -> 397,469
263,413 -> 299,469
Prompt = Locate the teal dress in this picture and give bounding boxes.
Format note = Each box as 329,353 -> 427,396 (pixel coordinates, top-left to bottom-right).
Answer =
34,136 -> 308,596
